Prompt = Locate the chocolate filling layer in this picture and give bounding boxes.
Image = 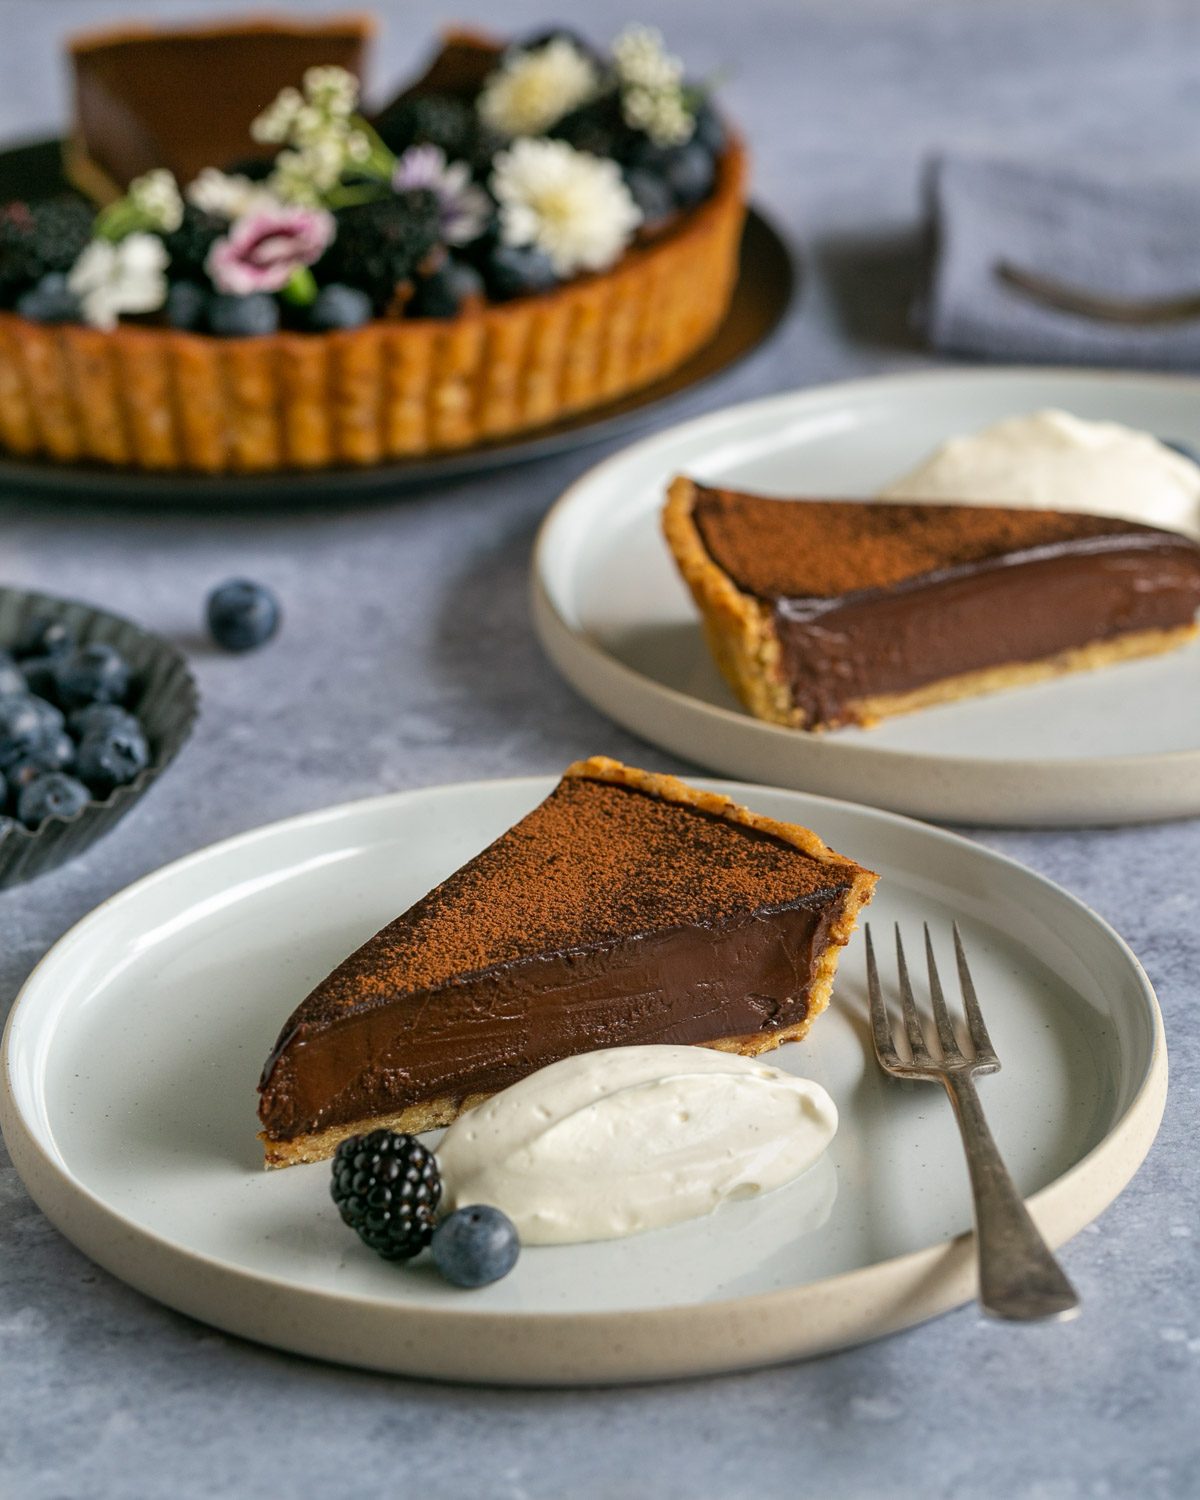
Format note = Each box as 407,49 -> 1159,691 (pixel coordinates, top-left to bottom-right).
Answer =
258,898 -> 842,1142
771,541 -> 1200,727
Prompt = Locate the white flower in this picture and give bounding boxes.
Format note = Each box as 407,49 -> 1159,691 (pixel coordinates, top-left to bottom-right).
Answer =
612,25 -> 696,147
68,233 -> 169,330
302,65 -> 358,118
392,145 -> 491,246
186,168 -> 280,220
491,138 -> 641,277
252,86 -> 304,144
478,38 -> 598,138
127,169 -> 183,233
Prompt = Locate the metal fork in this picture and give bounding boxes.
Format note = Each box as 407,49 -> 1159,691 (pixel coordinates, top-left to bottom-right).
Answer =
865,922 -> 1080,1322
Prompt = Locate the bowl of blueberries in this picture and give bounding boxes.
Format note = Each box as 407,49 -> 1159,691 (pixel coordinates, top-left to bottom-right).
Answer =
0,586 -> 198,888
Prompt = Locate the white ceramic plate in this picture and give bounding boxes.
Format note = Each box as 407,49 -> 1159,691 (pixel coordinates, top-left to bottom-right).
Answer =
0,778 -> 1165,1385
532,368 -> 1200,826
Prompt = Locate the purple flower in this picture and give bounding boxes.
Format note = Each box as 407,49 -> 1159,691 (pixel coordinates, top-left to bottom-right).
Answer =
392,145 -> 491,247
206,204 -> 335,295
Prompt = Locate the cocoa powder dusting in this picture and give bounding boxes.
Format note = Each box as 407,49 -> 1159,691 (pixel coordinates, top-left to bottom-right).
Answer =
294,776 -> 851,1028
692,485 -> 1180,599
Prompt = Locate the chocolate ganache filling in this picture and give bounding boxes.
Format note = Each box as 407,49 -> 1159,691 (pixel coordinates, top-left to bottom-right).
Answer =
258,775 -> 855,1144
692,486 -> 1200,727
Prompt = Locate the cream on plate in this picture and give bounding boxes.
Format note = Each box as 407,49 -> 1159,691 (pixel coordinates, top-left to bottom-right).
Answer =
437,1044 -> 837,1245
880,408 -> 1200,537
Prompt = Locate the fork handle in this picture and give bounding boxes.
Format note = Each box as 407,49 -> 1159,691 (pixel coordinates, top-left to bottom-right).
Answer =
943,1072 -> 1080,1321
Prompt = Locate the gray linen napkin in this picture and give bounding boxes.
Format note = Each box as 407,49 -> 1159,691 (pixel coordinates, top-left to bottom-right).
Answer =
924,154 -> 1200,369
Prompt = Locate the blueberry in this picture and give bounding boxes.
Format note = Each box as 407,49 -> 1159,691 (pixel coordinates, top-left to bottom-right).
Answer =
68,702 -> 140,739
0,815 -> 13,840
16,730 -> 75,776
20,656 -> 59,699
692,97 -> 727,156
623,168 -> 675,232
484,244 -> 558,301
166,281 -> 209,331
15,272 -> 81,324
0,694 -> 45,770
54,644 -> 131,709
0,651 -> 23,696
206,579 -> 281,652
409,259 -> 485,319
430,1205 -> 520,1288
663,141 -> 716,207
7,757 -> 51,796
207,293 -> 280,338
308,283 -> 373,331
13,613 -> 74,659
75,722 -> 149,793
17,771 -> 91,828
26,694 -> 64,736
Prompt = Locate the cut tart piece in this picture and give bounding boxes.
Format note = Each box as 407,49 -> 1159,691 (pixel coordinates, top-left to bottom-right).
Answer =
664,475 -> 1200,731
66,15 -> 373,198
257,756 -> 876,1168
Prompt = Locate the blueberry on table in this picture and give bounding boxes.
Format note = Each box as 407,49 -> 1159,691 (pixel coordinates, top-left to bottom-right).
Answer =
0,652 -> 24,696
308,284 -> 373,331
75,722 -> 150,793
0,694 -> 46,770
330,1130 -> 442,1261
17,771 -> 90,828
205,579 -> 281,652
53,644 -> 132,709
431,1206 -> 520,1288
207,293 -> 280,338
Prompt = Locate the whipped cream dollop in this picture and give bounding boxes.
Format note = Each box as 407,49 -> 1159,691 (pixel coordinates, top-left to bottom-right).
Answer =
437,1044 -> 838,1245
879,409 -> 1200,538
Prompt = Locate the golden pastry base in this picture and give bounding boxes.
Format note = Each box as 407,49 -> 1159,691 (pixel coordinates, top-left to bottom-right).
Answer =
0,146 -> 746,475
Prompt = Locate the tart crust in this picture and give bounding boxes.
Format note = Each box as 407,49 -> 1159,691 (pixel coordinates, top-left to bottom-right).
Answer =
662,474 -> 1200,730
260,754 -> 876,1168
0,146 -> 747,474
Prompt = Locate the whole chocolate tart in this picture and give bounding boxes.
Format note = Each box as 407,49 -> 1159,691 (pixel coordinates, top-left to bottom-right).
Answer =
0,24 -> 746,474
664,475 -> 1200,730
257,756 -> 876,1167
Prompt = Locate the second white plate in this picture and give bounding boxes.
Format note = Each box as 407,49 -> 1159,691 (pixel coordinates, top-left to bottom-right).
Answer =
533,367 -> 1200,825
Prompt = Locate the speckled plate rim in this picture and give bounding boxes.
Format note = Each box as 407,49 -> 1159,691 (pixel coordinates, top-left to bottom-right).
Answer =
531,366 -> 1200,827
0,778 -> 1167,1386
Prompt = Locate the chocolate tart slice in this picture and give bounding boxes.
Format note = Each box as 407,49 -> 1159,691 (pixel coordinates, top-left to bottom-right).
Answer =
257,756 -> 876,1168
66,14 -> 373,198
664,475 -> 1200,731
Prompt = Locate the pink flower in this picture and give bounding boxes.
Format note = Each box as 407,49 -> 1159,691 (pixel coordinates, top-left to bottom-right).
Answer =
206,204 -> 334,294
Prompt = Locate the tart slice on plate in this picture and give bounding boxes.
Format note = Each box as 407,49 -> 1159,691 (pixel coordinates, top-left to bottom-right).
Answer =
663,475 -> 1200,731
257,756 -> 876,1167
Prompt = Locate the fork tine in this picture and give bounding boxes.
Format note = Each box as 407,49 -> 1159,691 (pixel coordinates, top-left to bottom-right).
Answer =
864,925 -> 902,1070
953,922 -> 998,1065
924,923 -> 963,1059
894,924 -> 930,1061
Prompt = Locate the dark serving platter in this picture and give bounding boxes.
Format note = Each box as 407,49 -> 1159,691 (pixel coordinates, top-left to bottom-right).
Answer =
0,137 -> 796,507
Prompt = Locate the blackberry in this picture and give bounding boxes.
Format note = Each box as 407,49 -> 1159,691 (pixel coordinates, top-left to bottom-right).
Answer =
551,92 -> 636,163
330,1130 -> 442,1261
321,191 -> 442,313
0,196 -> 94,305
163,202 -> 225,281
374,94 -> 499,176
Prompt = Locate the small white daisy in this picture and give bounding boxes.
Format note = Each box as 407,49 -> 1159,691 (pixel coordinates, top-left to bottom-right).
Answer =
478,38 -> 598,138
68,233 -> 169,330
491,138 -> 641,277
126,169 -> 183,233
186,168 -> 280,221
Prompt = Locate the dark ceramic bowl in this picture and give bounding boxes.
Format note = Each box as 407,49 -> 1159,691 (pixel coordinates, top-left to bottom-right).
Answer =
0,586 -> 198,888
